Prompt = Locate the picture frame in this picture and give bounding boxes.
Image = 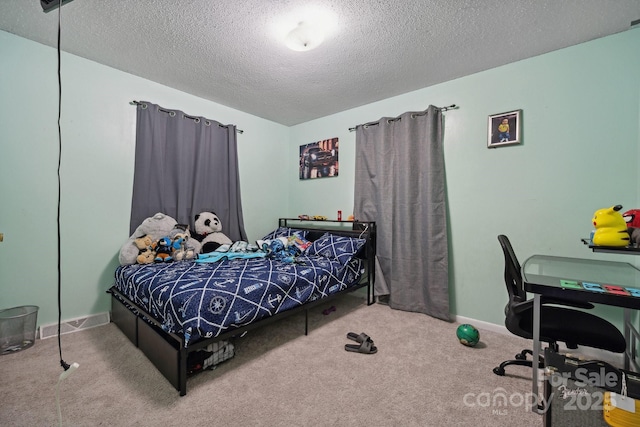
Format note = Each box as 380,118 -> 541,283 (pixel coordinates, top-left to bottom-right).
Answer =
299,137 -> 339,180
487,109 -> 522,148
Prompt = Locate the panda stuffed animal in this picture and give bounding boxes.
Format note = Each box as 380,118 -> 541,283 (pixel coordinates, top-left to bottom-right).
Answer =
194,212 -> 233,253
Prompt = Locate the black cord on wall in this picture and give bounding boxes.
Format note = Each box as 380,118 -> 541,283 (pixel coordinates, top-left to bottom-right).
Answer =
55,0 -> 70,373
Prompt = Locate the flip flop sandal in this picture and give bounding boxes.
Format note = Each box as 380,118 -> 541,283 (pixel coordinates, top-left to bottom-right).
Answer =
345,340 -> 377,354
322,306 -> 336,315
346,332 -> 373,344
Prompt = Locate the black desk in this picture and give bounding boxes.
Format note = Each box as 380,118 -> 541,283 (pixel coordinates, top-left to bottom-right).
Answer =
581,238 -> 640,255
522,255 -> 640,413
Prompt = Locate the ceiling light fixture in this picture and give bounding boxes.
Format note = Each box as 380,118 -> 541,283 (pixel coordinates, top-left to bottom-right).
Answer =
41,0 -> 75,13
285,21 -> 324,52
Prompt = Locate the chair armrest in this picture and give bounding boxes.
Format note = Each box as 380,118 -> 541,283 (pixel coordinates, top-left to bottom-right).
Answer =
511,299 -> 532,315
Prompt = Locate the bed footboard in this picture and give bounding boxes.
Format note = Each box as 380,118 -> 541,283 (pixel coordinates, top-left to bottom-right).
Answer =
110,279 -> 371,396
110,292 -> 187,394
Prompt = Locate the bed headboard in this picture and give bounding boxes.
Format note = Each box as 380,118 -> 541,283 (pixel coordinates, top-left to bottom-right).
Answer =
277,217 -> 376,263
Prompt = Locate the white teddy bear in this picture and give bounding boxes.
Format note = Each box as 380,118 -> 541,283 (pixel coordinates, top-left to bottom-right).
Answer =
194,212 -> 233,253
118,213 -> 177,265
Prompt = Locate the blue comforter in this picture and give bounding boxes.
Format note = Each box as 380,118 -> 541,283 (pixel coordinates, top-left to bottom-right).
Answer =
113,255 -> 363,345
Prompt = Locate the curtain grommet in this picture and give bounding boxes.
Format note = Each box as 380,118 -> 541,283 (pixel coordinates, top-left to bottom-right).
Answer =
169,111 -> 176,117
194,118 -> 200,123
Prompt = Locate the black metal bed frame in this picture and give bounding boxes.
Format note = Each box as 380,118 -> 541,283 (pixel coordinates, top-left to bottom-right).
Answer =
109,219 -> 376,396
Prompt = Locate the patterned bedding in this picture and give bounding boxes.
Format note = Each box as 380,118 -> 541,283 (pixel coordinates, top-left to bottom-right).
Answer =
113,254 -> 364,345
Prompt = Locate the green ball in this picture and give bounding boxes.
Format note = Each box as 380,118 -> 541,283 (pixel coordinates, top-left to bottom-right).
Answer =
456,324 -> 479,347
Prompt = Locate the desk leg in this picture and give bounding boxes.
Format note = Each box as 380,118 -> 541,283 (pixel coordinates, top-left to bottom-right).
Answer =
624,308 -> 630,371
532,294 -> 542,414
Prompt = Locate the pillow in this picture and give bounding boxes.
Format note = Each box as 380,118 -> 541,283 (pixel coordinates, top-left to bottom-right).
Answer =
261,227 -> 308,241
305,232 -> 366,264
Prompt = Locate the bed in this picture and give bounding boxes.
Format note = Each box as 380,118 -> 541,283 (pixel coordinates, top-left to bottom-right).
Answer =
108,218 -> 376,395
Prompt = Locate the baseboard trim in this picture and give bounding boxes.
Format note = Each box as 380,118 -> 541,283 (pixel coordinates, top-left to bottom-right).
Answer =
38,312 -> 111,340
454,315 -> 509,335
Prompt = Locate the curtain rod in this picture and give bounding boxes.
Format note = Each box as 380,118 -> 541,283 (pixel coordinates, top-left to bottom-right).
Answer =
130,101 -> 244,134
348,104 -> 458,132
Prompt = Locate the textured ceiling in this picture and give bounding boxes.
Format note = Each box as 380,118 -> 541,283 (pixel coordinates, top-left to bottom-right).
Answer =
1,0 -> 639,126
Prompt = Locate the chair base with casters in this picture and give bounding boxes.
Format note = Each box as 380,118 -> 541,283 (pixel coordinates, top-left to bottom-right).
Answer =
493,343 -> 558,376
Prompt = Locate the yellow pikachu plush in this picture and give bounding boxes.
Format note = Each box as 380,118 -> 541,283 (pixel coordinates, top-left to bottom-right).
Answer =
592,205 -> 631,247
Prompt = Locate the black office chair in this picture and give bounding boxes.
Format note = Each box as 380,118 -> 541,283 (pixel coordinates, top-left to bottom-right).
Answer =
493,234 -> 626,376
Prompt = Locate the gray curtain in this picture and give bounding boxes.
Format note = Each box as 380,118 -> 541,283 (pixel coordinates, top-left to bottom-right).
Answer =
354,105 -> 449,320
129,101 -> 246,241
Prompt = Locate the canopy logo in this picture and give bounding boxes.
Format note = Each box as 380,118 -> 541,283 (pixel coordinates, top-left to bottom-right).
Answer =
463,368 -> 619,415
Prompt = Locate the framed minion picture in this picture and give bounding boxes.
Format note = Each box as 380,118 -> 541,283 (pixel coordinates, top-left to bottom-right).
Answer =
488,110 -> 522,148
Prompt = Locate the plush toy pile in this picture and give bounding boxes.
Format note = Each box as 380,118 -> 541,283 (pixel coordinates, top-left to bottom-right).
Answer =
118,211 -> 238,265
256,235 -> 311,263
119,213 -> 178,265
118,213 -> 204,265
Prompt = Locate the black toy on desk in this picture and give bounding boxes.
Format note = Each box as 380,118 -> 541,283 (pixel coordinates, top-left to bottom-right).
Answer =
629,228 -> 640,247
